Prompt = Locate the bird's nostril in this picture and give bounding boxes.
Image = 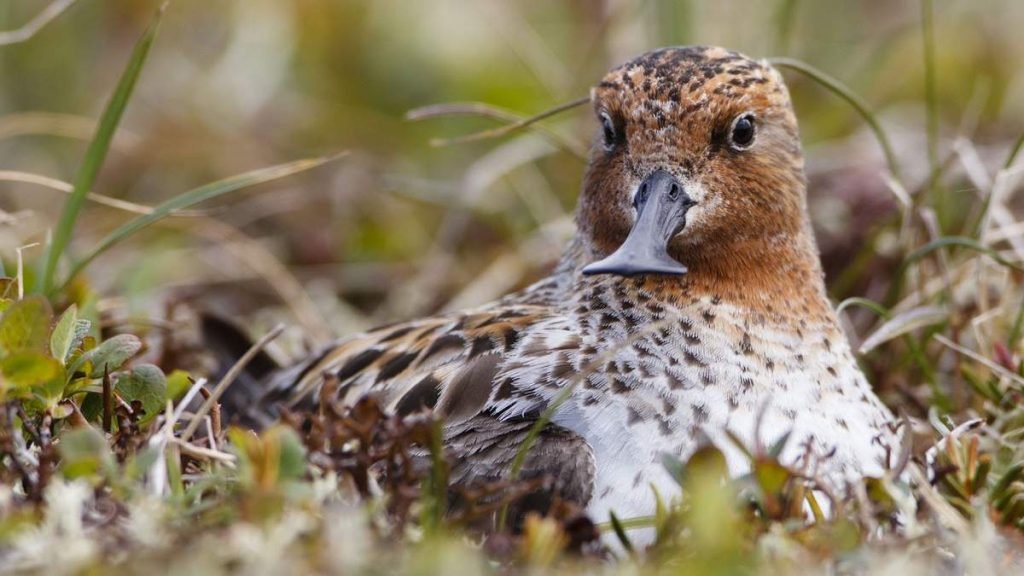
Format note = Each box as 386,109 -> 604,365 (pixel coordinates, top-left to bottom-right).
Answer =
669,182 -> 680,200
636,182 -> 649,207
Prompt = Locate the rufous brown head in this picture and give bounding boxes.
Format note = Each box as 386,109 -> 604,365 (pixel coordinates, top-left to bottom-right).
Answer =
578,46 -> 808,277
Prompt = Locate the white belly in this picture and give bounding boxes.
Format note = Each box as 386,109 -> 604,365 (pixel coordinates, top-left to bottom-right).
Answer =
554,365 -> 897,548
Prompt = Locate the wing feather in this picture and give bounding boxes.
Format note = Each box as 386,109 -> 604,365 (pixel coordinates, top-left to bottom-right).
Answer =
255,305 -> 551,423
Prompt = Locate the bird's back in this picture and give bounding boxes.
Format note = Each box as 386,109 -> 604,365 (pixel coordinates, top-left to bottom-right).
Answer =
212,238 -> 585,430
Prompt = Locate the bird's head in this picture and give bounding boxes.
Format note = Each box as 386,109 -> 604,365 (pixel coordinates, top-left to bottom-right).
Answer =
578,46 -> 809,278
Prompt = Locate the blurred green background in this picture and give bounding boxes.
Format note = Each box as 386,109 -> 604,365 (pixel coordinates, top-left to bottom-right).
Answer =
1,0 -> 1021,344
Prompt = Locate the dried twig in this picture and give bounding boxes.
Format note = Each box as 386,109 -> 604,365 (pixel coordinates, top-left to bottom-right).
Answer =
15,243 -> 40,299
934,334 -> 1024,389
170,437 -> 237,464
0,170 -> 212,216
102,367 -> 113,433
0,111 -> 141,146
0,0 -> 77,46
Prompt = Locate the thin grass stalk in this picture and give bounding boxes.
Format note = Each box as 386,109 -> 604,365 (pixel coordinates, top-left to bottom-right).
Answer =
903,236 -> 1024,274
0,0 -> 78,46
57,154 -> 343,294
836,297 -> 890,319
838,296 -> 946,408
770,58 -> 902,184
0,170 -> 211,217
180,324 -> 285,442
421,419 -> 448,534
406,97 -> 589,156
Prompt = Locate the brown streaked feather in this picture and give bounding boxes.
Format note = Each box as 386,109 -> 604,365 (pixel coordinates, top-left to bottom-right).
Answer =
420,334 -> 465,363
393,374 -> 441,416
436,353 -> 501,423
260,304 -> 552,423
250,240 -> 584,422
442,414 -> 595,524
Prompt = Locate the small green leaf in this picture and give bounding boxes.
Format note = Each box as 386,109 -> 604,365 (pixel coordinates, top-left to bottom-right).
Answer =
991,463 -> 1024,500
51,401 -> 75,420
116,363 -> 167,423
865,477 -> 896,512
685,444 -> 731,482
271,426 -> 307,482
59,426 -> 115,481
829,518 -> 862,552
123,446 -> 161,482
754,459 -> 791,494
79,334 -> 142,377
0,295 -> 52,354
166,369 -> 193,401
608,511 -> 635,555
36,373 -> 68,407
1,351 -> 63,393
50,304 -> 78,363
768,430 -> 793,459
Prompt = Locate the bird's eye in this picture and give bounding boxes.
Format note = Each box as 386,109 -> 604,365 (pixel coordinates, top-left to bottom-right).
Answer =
599,111 -> 618,150
729,113 -> 756,150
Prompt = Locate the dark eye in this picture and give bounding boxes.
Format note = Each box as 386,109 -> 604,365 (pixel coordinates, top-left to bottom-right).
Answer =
599,111 -> 618,150
729,113 -> 756,150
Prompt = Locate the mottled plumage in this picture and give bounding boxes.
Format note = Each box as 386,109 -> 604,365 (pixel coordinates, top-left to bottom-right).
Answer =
215,46 -> 899,537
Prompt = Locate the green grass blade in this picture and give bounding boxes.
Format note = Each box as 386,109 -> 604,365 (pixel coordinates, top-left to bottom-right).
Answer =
608,511 -> 636,556
406,98 -> 589,157
40,3 -> 167,295
495,377 -> 577,530
769,57 -> 902,184
836,297 -> 891,319
421,419 -> 449,534
859,306 -> 948,354
1004,130 -> 1024,170
1009,294 -> 1024,349
57,154 -> 344,292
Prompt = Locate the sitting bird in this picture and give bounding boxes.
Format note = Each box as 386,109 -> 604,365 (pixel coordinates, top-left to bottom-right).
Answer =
205,45 -> 899,537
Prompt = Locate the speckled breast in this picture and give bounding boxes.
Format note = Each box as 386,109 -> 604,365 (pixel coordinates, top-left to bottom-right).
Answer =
490,275 -> 899,530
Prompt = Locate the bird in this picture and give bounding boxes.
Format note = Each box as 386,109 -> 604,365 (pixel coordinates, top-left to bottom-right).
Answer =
206,45 -> 900,538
